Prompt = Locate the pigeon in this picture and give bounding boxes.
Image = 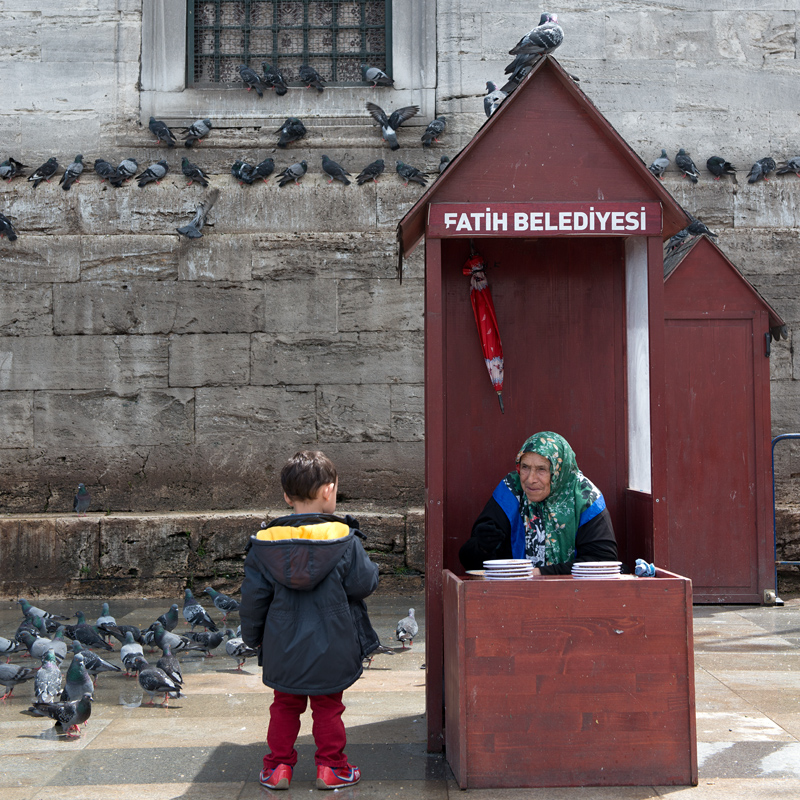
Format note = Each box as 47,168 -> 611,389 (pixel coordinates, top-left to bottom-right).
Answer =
0,635 -> 25,662
322,155 -> 352,185
120,631 -> 145,675
356,158 -> 385,185
32,693 -> 92,736
152,621 -> 205,654
396,160 -> 428,187
675,149 -> 699,183
706,156 -> 737,182
421,116 -> 446,147
361,63 -> 393,87
73,483 -> 91,515
18,630 -> 63,663
181,156 -> 210,187
363,643 -> 395,668
156,644 -> 183,686
105,624 -> 143,645
29,614 -> 58,639
648,149 -> 670,179
509,12 -> 563,56
0,663 -> 36,699
502,54 -> 534,92
747,157 -> 776,184
231,160 -> 258,185
438,155 -> 451,174
224,630 -> 258,670
184,629 -> 225,657
276,160 -> 308,187
176,189 -> 220,239
366,101 -> 419,150
33,649 -> 63,707
60,652 -> 94,701
0,157 -> 28,181
48,628 -> 70,663
15,617 -> 39,644
70,640 -> 121,682
136,160 -> 169,187
182,118 -> 213,147
770,324 -> 789,342
28,157 -> 58,188
59,154 -> 84,190
19,598 -> 68,623
149,116 -> 177,146
109,157 -> 138,187
148,604 -> 180,633
261,62 -> 288,95
276,117 -> 307,148
299,64 -> 326,91
183,588 -> 218,631
95,602 -> 116,630
238,64 -> 264,97
63,613 -> 114,651
94,158 -> 117,182
396,608 -> 419,649
255,157 -> 275,182
204,587 -> 240,621
776,157 -> 800,177
687,216 -> 717,238
484,81 -> 507,118
134,655 -> 185,705
0,212 -> 17,242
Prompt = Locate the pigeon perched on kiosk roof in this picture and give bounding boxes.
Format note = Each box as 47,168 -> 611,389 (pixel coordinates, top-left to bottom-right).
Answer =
0,212 -> 18,242
261,62 -> 288,95
776,157 -> 800,177
438,155 -> 451,174
322,155 -> 352,185
675,149 -> 700,183
509,12 -> 563,57
356,158 -> 385,185
176,189 -> 220,240
136,160 -> 169,187
28,157 -> 58,188
276,117 -> 307,148
422,116 -> 446,147
149,116 -> 177,147
238,64 -> 264,97
484,81 -> 508,117
299,64 -> 326,92
0,157 -> 28,181
747,157 -> 776,183
687,215 -> 717,238
707,156 -> 737,181
59,155 -> 84,191
276,160 -> 308,187
73,483 -> 90,515
395,160 -> 428,187
32,692 -> 92,737
366,101 -> 420,150
648,149 -> 670,180
361,63 -> 394,87
396,608 -> 419,649
182,118 -> 213,147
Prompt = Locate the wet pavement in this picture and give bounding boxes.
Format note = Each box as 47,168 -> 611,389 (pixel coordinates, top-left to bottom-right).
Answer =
1,591 -> 799,799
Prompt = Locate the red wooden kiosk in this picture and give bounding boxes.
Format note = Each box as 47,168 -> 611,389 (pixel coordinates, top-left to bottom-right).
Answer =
663,235 -> 785,603
397,56 -> 697,785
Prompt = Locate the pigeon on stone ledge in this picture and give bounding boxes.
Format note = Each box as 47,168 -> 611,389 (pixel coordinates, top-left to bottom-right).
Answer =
136,160 -> 169,187
322,155 -> 351,185
706,156 -> 737,182
675,149 -> 700,183
149,116 -> 177,147
776,157 -> 800,177
356,158 -> 385,185
94,158 -> 117,182
421,116 -> 446,147
0,157 -> 28,181
181,157 -> 210,187
276,160 -> 308,187
59,155 -> 84,191
361,63 -> 393,87
182,118 -> 213,147
366,102 -> 419,151
231,160 -> 258,185
238,64 -> 264,96
648,149 -> 670,180
0,212 -> 17,241
299,64 -> 326,92
261,62 -> 288,95
109,157 -> 138,187
276,117 -> 307,148
176,189 -> 219,239
28,157 -> 58,188
255,158 -> 275,182
396,160 -> 428,187
747,157 -> 776,183
73,483 -> 91,515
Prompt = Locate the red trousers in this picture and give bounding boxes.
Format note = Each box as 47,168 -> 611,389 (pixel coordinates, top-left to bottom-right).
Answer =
263,690 -> 349,770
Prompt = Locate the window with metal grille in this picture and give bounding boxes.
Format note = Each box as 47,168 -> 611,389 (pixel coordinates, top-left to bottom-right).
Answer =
187,0 -> 391,87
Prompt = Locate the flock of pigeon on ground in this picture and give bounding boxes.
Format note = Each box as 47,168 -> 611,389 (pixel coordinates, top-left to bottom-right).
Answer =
0,590 -> 419,738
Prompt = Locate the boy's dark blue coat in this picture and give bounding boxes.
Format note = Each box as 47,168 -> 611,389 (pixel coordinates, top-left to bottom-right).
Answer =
239,513 -> 379,695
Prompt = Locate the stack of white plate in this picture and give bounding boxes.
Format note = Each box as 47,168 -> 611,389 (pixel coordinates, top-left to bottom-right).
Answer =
571,561 -> 623,579
483,559 -> 534,580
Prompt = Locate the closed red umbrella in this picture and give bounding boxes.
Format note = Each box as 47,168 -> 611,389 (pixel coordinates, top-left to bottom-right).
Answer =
462,246 -> 505,413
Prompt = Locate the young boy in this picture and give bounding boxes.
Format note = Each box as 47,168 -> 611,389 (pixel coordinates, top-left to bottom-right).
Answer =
239,450 -> 380,790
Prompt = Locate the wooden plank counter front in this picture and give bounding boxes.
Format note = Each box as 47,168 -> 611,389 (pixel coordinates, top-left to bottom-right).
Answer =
443,569 -> 697,788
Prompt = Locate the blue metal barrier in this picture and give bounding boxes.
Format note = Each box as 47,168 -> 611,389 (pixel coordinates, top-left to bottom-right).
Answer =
772,433 -> 800,602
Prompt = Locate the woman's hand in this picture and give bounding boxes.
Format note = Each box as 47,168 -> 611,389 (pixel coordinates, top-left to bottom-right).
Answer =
532,567 -> 541,576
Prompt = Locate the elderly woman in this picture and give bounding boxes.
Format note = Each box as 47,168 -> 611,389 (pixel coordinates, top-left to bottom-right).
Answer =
459,431 -> 618,574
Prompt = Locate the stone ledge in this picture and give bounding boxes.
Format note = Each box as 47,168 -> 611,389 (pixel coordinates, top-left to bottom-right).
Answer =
0,506 -> 425,599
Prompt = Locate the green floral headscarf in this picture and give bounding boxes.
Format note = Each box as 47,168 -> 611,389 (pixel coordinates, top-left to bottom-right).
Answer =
503,431 -> 602,565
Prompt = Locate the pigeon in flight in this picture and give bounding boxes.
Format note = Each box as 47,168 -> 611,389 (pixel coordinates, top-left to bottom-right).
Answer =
181,157 -> 210,187
361,63 -> 394,87
183,588 -> 218,631
255,157 -> 275,182
0,663 -> 36,699
136,160 -> 169,187
675,149 -> 700,183
238,64 -> 264,97
276,160 -> 308,187
366,101 -> 420,150
747,157 -> 776,183
177,189 -> 220,239
509,12 -> 563,57
94,158 -> 117,182
28,157 -> 58,188
33,692 -> 93,736
299,64 -> 326,91
73,483 -> 91,515
421,116 -> 446,147
276,117 -> 307,148
182,118 -> 213,147
706,156 -> 737,182
648,149 -> 670,179
484,81 -> 507,118
231,160 -> 258,185
204,587 -> 240,621
0,157 -> 28,181
59,154 -> 84,190
395,160 -> 428,187
356,158 -> 385,185
261,62 -> 288,95
149,116 -> 177,146
395,608 -> 419,649
776,157 -> 800,177
0,212 -> 17,242
109,157 -> 138,187
322,155 -> 352,185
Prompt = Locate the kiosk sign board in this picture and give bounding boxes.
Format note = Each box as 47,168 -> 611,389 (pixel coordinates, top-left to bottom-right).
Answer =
427,202 -> 663,238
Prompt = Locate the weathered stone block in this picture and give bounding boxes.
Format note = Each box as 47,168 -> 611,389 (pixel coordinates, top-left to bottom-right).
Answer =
317,384 -> 391,443
251,331 -> 423,385
34,389 -> 195,447
178,234 -> 253,281
40,19 -> 140,63
198,512 -> 259,575
262,276 -> 338,334
169,334 -> 251,387
353,511 -> 405,554
80,234 -> 180,281
0,391 -> 34,448
376,184 -> 429,227
338,278 -> 423,332
0,13 -> 40,61
405,508 -> 426,573
734,181 -> 800,229
0,234 -> 81,282
390,383 -> 424,442
0,283 -> 52,336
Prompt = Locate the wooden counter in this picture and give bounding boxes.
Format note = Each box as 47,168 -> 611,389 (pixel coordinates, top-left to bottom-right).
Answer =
443,569 -> 697,788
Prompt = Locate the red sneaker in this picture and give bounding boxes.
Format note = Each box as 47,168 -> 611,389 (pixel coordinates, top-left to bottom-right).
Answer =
316,764 -> 361,789
260,763 -> 293,790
